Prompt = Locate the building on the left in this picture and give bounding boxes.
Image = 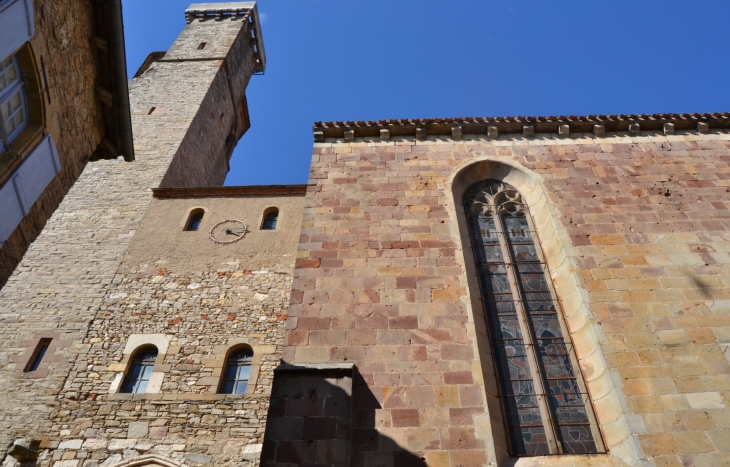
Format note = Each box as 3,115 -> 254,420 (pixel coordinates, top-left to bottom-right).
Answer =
0,0 -> 134,287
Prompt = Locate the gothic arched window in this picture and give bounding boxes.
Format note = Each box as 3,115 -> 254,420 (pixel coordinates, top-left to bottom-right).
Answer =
464,180 -> 604,456
121,347 -> 157,394
220,348 -> 253,394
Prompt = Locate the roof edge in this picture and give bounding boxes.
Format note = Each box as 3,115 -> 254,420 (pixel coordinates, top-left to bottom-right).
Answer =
312,112 -> 730,141
152,185 -> 308,199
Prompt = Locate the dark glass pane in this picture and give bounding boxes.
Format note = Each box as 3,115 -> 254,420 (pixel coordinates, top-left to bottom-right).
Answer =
503,216 -> 535,242
479,264 -> 511,294
493,342 -> 532,381
225,364 -> 239,379
234,380 -> 248,395
546,379 -> 583,405
507,426 -> 550,456
229,349 -> 254,362
558,425 -> 599,454
126,363 -> 144,380
502,395 -> 542,426
510,243 -> 539,262
221,380 -> 235,394
524,300 -> 556,313
485,301 -> 516,315
186,212 -> 203,231
524,292 -> 554,304
537,340 -> 576,378
135,349 -> 158,364
501,380 -> 536,398
262,211 -> 278,230
475,244 -> 504,263
549,393 -> 590,424
120,376 -> 137,394
530,314 -> 563,340
517,264 -> 550,293
470,215 -> 499,244
487,314 -> 522,340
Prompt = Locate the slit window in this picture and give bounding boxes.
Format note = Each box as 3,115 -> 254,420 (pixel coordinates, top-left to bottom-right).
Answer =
0,55 -> 28,152
464,180 -> 605,456
25,338 -> 51,372
120,347 -> 157,394
261,208 -> 278,230
220,348 -> 253,394
185,210 -> 204,231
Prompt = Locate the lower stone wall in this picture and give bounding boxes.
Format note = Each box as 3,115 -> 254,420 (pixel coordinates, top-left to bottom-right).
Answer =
34,263 -> 293,467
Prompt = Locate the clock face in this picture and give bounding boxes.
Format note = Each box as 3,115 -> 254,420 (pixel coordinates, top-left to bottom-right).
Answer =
209,219 -> 248,244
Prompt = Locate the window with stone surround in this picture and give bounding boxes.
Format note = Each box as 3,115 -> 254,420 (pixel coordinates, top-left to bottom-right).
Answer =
464,180 -> 605,456
261,207 -> 278,230
219,347 -> 253,394
120,346 -> 158,394
24,337 -> 51,373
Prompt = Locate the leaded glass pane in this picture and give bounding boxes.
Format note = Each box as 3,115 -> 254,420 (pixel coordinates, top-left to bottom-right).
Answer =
501,380 -> 537,398
557,425 -> 599,454
502,395 -> 542,426
537,340 -> 575,378
503,216 -> 535,242
470,215 -> 499,244
516,263 -> 550,293
524,299 -> 556,313
475,244 -> 504,263
487,314 -> 522,340
493,342 -> 532,381
510,243 -> 539,262
546,379 -> 583,403
479,264 -> 511,295
530,314 -> 563,340
549,393 -> 591,425
485,301 -> 516,315
507,426 -> 550,456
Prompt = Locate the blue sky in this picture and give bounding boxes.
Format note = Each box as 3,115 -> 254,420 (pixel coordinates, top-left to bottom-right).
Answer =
122,1 -> 730,186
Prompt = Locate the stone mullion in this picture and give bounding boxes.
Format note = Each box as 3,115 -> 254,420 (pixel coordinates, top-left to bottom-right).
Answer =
523,212 -> 607,453
494,213 -> 562,455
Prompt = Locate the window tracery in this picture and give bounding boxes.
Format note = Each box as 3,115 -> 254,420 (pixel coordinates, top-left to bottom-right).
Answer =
464,179 -> 604,456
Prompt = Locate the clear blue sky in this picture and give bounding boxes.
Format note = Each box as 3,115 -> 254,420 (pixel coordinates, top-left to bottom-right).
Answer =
122,1 -> 730,186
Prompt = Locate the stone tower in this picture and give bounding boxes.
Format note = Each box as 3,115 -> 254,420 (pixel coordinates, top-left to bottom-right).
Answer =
0,3 -> 266,464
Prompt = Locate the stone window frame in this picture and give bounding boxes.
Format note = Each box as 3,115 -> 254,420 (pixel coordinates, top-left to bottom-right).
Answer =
0,42 -> 46,184
103,454 -> 185,467
449,158 -> 644,467
180,205 -> 208,232
108,334 -> 172,397
259,205 -> 280,231
199,337 -> 276,396
10,332 -> 67,379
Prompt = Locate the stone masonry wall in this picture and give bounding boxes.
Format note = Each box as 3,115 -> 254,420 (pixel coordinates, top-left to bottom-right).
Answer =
0,10 -> 260,457
0,0 -> 106,286
45,194 -> 304,467
286,129 -> 730,467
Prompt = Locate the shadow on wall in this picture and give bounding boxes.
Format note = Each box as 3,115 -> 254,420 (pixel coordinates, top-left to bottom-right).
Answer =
260,362 -> 428,467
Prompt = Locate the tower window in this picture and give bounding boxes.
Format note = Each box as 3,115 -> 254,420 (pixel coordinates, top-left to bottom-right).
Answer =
220,348 -> 253,394
464,180 -> 605,456
261,208 -> 278,230
185,209 -> 204,231
120,347 -> 157,394
197,42 -> 206,50
0,55 -> 28,152
25,338 -> 51,372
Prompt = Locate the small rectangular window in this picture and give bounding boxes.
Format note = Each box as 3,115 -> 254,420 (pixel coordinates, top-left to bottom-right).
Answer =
25,338 -> 51,372
197,42 -> 206,50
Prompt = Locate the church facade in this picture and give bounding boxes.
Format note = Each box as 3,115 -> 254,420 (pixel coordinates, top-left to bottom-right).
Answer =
1,3 -> 729,467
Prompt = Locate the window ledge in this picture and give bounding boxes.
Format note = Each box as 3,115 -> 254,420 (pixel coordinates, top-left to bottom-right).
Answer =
508,454 -> 619,467
107,392 -> 271,401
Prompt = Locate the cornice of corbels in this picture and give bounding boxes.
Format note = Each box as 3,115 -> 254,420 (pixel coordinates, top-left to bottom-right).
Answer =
312,112 -> 730,142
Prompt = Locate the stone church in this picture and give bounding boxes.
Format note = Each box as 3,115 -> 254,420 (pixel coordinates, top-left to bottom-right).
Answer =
1,2 -> 730,467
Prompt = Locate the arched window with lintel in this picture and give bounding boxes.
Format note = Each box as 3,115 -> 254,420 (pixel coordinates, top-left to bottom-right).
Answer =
463,179 -> 604,456
219,347 -> 253,394
260,207 -> 278,230
184,208 -> 204,231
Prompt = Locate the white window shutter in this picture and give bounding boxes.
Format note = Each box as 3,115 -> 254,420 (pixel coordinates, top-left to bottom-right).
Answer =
0,0 -> 34,61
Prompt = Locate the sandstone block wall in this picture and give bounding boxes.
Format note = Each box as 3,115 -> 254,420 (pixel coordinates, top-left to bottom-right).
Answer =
0,8 -> 261,457
0,0 -> 106,286
285,129 -> 730,467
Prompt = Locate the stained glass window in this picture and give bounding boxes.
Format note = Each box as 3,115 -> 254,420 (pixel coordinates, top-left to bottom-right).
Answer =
220,348 -> 253,394
121,347 -> 157,394
464,180 -> 604,456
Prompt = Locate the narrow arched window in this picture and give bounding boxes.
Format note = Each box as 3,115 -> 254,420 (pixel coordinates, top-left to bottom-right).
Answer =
261,208 -> 278,230
185,209 -> 204,231
121,347 -> 157,394
464,180 -> 604,456
220,348 -> 253,394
